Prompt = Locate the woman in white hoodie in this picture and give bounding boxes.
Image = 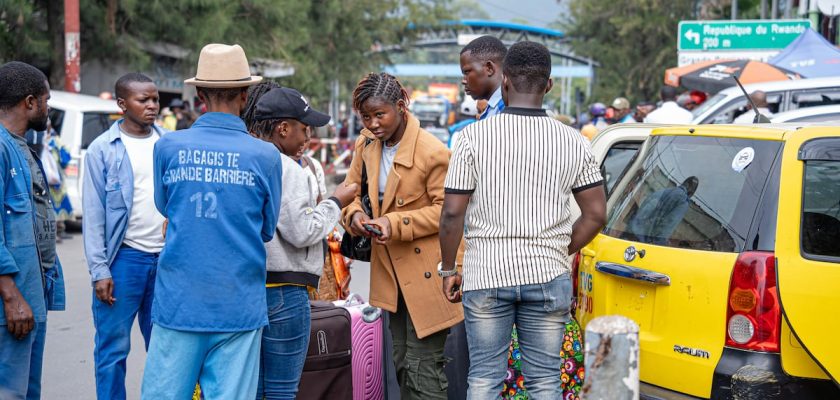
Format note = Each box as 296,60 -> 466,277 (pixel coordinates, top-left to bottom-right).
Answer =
243,84 -> 357,399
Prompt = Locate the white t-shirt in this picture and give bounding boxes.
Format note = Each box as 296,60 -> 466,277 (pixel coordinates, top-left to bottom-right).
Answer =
121,131 -> 166,253
379,142 -> 399,196
644,101 -> 694,124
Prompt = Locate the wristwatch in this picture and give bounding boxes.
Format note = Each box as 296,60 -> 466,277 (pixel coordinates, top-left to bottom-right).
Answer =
437,262 -> 458,278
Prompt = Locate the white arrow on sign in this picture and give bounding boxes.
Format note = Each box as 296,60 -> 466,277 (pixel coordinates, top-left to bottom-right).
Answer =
684,29 -> 700,45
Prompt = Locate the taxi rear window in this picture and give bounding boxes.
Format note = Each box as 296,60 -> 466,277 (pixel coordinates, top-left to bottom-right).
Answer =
802,160 -> 840,260
604,135 -> 781,253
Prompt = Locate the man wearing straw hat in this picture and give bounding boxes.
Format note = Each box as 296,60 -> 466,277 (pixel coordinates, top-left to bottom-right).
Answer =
141,44 -> 283,400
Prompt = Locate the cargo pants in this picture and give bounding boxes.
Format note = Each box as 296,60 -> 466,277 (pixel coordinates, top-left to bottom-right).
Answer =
390,292 -> 449,400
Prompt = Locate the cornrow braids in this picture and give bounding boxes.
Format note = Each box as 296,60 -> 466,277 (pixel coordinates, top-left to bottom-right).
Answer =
241,81 -> 282,136
352,72 -> 410,112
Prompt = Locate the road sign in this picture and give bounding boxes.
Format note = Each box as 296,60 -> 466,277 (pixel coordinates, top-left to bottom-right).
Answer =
678,20 -> 812,52
677,50 -> 780,66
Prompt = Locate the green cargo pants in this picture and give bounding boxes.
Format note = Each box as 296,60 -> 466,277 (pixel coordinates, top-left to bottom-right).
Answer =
390,293 -> 450,400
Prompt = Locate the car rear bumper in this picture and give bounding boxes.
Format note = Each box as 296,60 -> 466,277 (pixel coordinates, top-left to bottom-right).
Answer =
640,348 -> 838,399
710,348 -> 839,399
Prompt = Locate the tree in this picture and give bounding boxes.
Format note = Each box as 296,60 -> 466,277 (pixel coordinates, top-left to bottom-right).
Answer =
0,0 -> 460,107
452,0 -> 490,20
564,0 -> 695,103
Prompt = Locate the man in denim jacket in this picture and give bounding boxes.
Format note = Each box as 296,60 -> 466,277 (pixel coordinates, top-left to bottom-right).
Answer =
141,44 -> 283,400
0,62 -> 65,400
82,73 -> 166,400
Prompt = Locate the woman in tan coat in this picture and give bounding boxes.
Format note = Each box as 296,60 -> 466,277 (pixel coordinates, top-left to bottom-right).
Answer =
343,73 -> 463,400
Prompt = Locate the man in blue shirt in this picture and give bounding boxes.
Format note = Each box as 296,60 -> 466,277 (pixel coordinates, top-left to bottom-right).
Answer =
459,35 -> 507,120
610,97 -> 636,124
83,73 -> 167,400
141,44 -> 283,400
0,61 -> 65,400
445,35 -> 510,399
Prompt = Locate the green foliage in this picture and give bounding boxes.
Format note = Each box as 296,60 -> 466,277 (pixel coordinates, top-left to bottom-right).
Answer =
1,0 -> 460,107
0,0 -> 51,67
565,0 -> 695,103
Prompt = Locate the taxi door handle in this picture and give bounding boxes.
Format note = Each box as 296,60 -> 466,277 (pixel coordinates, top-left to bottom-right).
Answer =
595,262 -> 671,286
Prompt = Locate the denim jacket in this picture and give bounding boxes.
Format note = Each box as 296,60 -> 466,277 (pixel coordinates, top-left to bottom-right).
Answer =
82,120 -> 167,282
0,126 -> 65,325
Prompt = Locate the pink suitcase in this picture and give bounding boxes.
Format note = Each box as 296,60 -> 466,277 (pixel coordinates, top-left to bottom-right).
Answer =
335,294 -> 384,400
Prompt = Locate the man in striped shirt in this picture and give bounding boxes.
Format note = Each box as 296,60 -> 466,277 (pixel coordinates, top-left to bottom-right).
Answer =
438,41 -> 607,400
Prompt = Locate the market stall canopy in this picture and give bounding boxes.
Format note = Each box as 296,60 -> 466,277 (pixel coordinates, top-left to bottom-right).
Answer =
664,59 -> 801,94
769,29 -> 840,78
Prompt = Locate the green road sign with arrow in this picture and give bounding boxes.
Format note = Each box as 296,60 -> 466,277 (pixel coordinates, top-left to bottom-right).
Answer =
678,20 -> 812,52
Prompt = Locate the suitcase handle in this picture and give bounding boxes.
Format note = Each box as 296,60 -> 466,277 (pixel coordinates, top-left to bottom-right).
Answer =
343,292 -> 365,307
362,305 -> 382,323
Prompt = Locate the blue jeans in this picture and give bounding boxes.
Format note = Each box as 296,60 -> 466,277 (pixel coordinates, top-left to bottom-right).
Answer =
463,274 -> 572,400
92,246 -> 157,400
0,321 -> 46,400
141,324 -> 263,400
256,285 -> 311,399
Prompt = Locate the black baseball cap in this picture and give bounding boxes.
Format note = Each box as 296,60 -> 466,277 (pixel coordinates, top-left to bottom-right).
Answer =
255,87 -> 330,127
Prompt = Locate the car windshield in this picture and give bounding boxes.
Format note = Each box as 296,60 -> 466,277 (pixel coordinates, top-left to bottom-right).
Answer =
81,112 -> 122,149
604,135 -> 781,252
691,93 -> 726,120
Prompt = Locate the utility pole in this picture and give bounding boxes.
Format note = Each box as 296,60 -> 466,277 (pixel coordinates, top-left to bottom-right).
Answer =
64,0 -> 81,93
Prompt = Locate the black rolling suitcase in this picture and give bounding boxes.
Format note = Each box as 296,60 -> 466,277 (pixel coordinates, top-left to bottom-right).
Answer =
296,301 -> 353,399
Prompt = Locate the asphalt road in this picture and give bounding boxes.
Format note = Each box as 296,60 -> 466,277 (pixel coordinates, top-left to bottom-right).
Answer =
41,232 -> 371,400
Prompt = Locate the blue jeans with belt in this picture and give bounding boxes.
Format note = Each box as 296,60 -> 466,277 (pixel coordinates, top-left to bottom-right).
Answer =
463,274 -> 572,400
92,246 -> 158,400
256,285 -> 311,399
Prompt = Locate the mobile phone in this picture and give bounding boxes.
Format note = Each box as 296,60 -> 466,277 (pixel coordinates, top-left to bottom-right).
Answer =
364,224 -> 383,237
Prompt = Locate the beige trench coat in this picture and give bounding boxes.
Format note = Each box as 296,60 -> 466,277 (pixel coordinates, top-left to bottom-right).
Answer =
342,114 -> 463,339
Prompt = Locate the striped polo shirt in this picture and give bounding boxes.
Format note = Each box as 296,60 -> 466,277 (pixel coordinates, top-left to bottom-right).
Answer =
444,107 -> 603,291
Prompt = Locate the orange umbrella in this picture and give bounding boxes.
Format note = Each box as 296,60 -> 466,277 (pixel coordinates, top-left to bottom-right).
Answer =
664,59 -> 801,94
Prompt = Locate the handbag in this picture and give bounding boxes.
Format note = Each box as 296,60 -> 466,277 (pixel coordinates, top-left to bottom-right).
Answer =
340,139 -> 373,261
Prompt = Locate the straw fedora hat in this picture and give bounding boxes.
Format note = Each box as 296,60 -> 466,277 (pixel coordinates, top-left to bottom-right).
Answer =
184,44 -> 263,88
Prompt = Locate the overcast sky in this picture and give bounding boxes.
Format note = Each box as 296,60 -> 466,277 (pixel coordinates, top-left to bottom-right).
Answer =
477,0 -> 569,29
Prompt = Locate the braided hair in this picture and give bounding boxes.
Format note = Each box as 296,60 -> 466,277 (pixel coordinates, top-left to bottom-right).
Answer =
352,72 -> 410,112
241,81 -> 282,139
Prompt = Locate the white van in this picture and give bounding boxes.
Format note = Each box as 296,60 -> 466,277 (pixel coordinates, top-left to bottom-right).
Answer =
691,77 -> 840,124
48,91 -> 122,219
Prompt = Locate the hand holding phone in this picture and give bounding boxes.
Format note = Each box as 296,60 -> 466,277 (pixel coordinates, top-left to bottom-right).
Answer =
364,224 -> 383,237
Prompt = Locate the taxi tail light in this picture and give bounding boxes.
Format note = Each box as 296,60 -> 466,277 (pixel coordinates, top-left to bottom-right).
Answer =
725,251 -> 780,352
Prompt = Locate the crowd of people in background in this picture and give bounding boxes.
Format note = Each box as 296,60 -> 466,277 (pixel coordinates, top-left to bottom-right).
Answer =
575,86 -> 705,139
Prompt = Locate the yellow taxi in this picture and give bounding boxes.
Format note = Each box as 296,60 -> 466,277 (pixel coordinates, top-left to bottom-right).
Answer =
576,124 -> 840,398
